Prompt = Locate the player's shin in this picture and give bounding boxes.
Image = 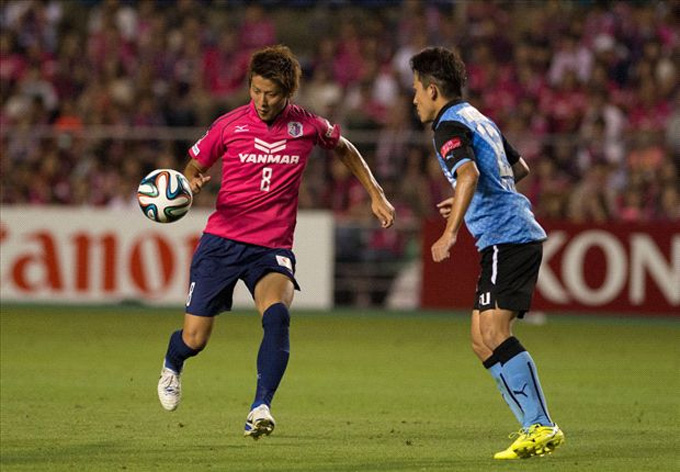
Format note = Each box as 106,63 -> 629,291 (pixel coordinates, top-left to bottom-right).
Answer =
252,303 -> 291,408
164,329 -> 203,373
493,337 -> 553,429
483,355 -> 524,425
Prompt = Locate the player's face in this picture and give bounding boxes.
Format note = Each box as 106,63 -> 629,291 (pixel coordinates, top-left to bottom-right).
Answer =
412,73 -> 435,123
250,75 -> 288,122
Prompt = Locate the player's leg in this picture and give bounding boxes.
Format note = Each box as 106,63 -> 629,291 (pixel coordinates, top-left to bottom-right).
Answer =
158,233 -> 239,412
253,272 -> 294,408
165,314 -> 214,372
158,314 -> 214,411
471,310 -> 523,425
476,242 -> 563,459
480,307 -> 564,459
244,272 -> 295,439
479,308 -> 552,429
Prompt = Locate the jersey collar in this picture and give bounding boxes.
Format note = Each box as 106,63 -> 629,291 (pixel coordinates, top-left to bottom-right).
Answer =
432,98 -> 464,129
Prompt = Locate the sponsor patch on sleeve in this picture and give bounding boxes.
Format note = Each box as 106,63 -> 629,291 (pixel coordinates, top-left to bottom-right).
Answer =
191,144 -> 200,156
440,137 -> 462,158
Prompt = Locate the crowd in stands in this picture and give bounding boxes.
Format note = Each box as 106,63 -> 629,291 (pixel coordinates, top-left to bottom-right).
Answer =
2,0 -> 678,230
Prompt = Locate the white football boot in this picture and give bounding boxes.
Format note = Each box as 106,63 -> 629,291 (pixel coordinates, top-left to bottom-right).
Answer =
244,404 -> 276,439
157,366 -> 181,411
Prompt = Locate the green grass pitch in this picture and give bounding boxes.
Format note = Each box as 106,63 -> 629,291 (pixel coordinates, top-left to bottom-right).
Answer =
1,305 -> 678,471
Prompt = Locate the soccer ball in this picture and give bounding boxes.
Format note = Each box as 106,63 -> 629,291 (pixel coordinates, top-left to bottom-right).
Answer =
137,169 -> 193,223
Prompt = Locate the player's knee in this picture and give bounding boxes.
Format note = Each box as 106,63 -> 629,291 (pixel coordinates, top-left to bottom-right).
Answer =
471,338 -> 488,357
182,329 -> 210,351
262,302 -> 290,328
480,324 -> 507,351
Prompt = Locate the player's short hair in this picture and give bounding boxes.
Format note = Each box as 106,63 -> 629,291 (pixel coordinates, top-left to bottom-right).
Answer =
410,47 -> 467,99
248,45 -> 301,98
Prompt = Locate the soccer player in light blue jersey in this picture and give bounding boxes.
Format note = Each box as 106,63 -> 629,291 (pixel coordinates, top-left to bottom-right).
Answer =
410,47 -> 564,460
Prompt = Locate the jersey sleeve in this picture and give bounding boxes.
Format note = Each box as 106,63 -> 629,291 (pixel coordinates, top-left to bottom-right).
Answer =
501,134 -> 521,165
312,115 -> 341,150
188,121 -> 226,169
434,120 -> 476,175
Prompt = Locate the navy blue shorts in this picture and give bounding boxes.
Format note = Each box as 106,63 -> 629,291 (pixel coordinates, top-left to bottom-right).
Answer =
185,233 -> 300,316
474,241 -> 543,318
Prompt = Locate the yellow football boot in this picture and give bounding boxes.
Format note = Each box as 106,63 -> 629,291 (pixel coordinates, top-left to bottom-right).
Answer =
493,424 -> 565,460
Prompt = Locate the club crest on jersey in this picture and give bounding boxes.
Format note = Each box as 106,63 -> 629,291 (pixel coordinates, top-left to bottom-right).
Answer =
288,122 -> 303,138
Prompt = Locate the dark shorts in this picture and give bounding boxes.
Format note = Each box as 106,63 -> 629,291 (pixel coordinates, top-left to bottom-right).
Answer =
474,241 -> 543,318
185,233 -> 300,316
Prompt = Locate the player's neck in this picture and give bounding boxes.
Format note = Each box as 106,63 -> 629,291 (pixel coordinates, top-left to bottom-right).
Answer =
433,96 -> 463,123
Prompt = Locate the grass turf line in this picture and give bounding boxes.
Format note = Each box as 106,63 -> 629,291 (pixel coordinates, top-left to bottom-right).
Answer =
1,305 -> 678,471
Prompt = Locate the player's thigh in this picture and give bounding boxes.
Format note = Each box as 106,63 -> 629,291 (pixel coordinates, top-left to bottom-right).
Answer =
187,234 -> 243,316
254,272 -> 295,315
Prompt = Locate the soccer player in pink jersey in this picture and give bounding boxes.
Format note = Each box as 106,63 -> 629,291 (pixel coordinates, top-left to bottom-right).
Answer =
157,45 -> 396,439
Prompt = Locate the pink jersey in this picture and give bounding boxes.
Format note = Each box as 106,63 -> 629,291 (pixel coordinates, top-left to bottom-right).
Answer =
189,101 -> 341,249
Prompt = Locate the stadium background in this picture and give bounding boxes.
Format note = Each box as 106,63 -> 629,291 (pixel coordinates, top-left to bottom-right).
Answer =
1,1 -> 679,471
1,0 -> 678,313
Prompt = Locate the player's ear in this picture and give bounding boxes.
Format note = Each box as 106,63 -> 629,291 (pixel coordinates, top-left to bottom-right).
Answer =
428,83 -> 438,101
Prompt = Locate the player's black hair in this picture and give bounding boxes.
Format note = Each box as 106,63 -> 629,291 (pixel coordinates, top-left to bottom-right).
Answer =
249,44 -> 302,98
409,47 -> 467,99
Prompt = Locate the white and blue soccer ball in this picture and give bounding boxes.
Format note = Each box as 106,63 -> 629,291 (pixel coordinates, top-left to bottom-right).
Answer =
137,169 -> 193,223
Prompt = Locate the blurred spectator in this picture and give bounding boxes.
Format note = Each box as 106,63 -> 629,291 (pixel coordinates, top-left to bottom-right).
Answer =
374,98 -> 413,179
579,89 -> 626,165
392,30 -> 428,90
238,4 -> 276,52
666,91 -> 680,161
548,33 -> 594,85
0,0 -> 676,226
567,162 -> 618,223
202,30 -> 250,101
298,65 -> 342,118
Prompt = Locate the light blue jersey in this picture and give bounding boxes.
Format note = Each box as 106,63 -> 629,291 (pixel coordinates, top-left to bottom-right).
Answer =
433,101 -> 546,251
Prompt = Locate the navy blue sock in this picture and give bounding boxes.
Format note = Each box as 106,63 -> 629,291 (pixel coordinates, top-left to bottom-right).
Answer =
164,330 -> 202,374
252,303 -> 290,409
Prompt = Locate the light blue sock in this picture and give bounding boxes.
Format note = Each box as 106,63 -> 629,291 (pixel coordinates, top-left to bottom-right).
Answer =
500,350 -> 553,429
487,362 -> 524,425
492,336 -> 553,429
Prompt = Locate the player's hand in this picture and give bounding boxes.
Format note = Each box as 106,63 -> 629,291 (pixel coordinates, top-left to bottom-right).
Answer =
190,173 -> 211,195
431,231 -> 457,262
436,197 -> 455,219
372,196 -> 396,228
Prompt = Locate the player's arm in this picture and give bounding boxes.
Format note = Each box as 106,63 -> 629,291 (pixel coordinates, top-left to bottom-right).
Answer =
432,161 -> 479,262
501,134 -> 529,183
184,158 -> 211,195
431,121 -> 478,262
333,136 -> 395,228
